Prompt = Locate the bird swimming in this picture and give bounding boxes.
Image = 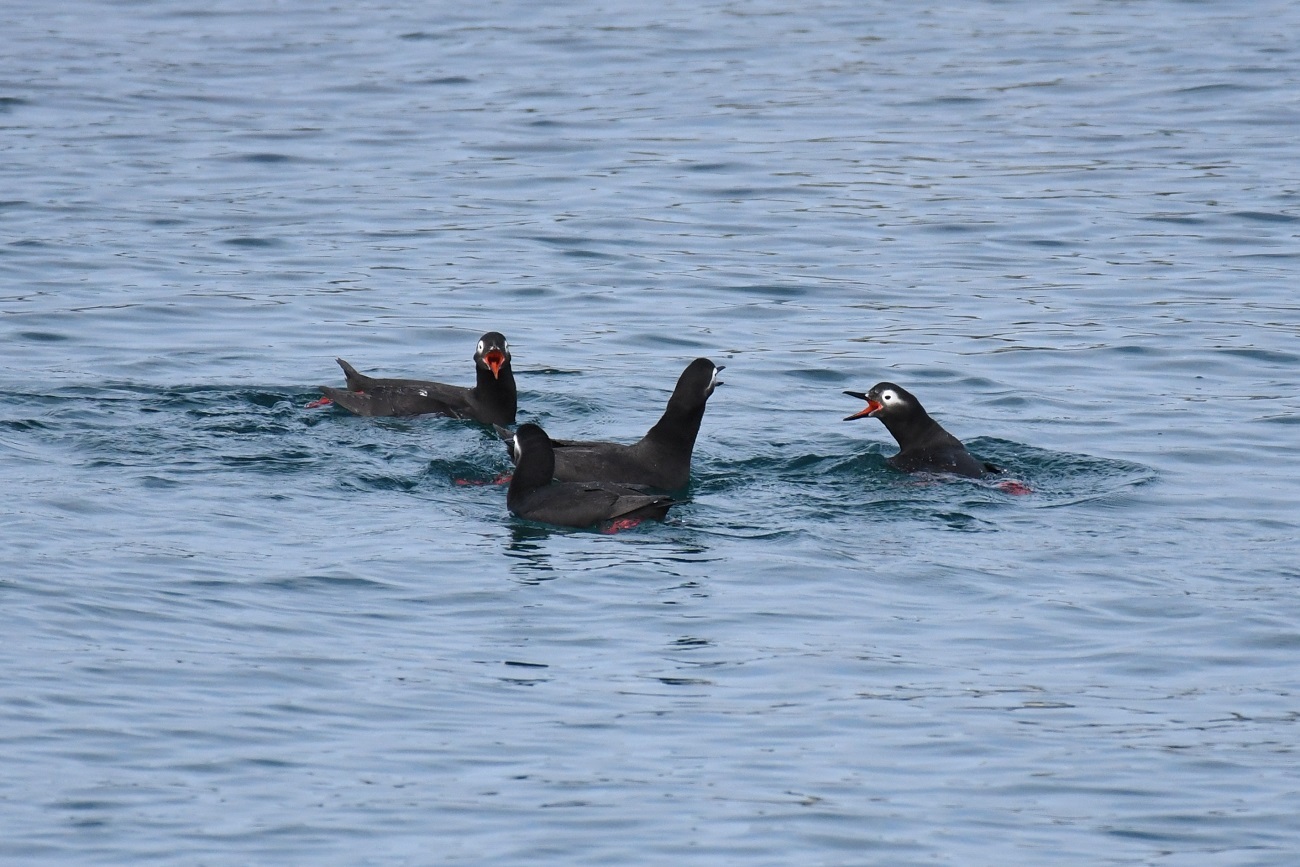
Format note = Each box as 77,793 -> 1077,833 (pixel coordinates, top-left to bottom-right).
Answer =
506,423 -> 680,529
317,331 -> 516,425
843,381 -> 1000,478
501,357 -> 722,490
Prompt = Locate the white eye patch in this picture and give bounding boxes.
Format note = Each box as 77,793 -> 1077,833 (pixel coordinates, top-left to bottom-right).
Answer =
881,389 -> 899,403
477,340 -> 485,355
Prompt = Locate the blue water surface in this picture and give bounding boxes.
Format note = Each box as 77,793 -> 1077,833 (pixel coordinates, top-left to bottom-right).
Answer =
3,1 -> 1299,864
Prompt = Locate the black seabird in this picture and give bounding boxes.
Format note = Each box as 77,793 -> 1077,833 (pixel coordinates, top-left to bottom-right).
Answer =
318,331 -> 516,425
843,381 -> 1000,478
502,357 -> 722,490
507,423 -> 679,528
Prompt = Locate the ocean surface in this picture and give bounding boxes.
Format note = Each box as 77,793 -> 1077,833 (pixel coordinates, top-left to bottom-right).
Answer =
3,1 -> 1299,863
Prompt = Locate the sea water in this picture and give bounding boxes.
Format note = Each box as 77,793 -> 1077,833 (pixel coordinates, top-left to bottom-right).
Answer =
2,1 -> 1299,863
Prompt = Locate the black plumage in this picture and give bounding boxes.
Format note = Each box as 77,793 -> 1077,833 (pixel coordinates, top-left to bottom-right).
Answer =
843,382 -> 999,478
501,357 -> 722,490
318,331 -> 516,425
507,423 -> 679,528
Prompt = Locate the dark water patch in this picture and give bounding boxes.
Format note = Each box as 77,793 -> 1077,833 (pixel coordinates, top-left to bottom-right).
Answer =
526,233 -> 594,248
1144,213 -> 1207,225
325,82 -> 404,96
416,75 -> 473,85
562,248 -> 619,260
907,371 -> 1001,390
515,368 -> 588,380
219,450 -> 318,469
1216,347 -> 1300,365
0,97 -> 29,112
1230,211 -> 1299,224
1109,343 -> 1161,356
0,418 -> 49,432
263,573 -> 392,592
1230,251 -> 1300,262
509,87 -> 572,100
227,152 -> 296,164
657,676 -> 713,687
984,393 -> 1033,409
921,222 -> 983,234
50,799 -> 115,812
686,162 -> 744,172
337,468 -> 429,493
618,332 -> 713,353
727,284 -> 806,299
899,95 -> 986,107
789,367 -> 846,384
702,186 -> 772,198
223,236 -> 284,248
934,511 -> 992,532
1173,83 -> 1260,96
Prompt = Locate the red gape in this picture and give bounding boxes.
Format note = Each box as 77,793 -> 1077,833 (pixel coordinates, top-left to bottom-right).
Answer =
483,349 -> 506,379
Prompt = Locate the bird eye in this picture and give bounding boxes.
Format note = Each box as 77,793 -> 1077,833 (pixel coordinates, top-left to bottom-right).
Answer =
477,341 -> 485,354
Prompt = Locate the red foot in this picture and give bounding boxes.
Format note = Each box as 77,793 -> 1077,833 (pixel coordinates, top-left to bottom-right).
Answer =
305,397 -> 333,409
602,518 -> 643,534
494,473 -> 512,485
997,480 -> 1033,496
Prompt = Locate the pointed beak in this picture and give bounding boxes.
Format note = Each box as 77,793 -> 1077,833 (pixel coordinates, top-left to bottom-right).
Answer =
843,391 -> 882,421
713,365 -> 725,387
483,349 -> 507,379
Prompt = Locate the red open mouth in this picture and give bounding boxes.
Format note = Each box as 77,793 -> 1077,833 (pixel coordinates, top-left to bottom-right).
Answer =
843,399 -> 883,421
484,349 -> 506,379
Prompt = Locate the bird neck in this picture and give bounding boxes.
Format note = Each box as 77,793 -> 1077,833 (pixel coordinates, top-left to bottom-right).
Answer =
880,409 -> 945,450
508,441 -> 554,506
643,398 -> 705,452
474,363 -> 516,398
